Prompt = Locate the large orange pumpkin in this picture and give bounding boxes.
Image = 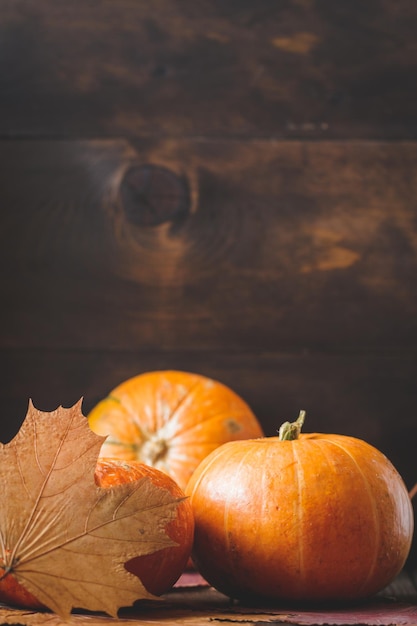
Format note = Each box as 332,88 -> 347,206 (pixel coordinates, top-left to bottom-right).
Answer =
88,370 -> 264,490
186,412 -> 414,602
0,458 -> 194,609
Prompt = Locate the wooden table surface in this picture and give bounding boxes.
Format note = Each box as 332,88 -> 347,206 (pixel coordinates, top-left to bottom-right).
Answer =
1,570 -> 417,626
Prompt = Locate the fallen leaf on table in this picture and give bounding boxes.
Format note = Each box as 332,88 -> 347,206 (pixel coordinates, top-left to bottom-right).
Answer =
0,400 -> 180,619
0,607 -> 114,626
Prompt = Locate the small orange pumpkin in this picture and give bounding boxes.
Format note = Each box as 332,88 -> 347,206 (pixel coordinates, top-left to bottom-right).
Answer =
94,458 -> 194,596
186,412 -> 414,602
88,370 -> 264,490
0,458 -> 194,609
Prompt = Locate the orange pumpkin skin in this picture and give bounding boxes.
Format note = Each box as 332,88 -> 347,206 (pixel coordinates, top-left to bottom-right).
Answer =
186,433 -> 414,602
94,458 -> 194,596
0,459 -> 194,609
88,370 -> 264,491
0,562 -> 44,610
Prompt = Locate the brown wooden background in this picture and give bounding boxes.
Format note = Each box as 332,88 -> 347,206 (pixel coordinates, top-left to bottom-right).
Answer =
1,1 -> 417,561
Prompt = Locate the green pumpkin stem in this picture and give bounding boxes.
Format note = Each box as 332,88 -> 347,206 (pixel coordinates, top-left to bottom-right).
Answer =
278,410 -> 306,441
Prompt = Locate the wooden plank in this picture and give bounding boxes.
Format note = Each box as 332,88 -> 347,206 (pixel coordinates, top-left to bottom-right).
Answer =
1,139 -> 417,353
1,349 -> 417,492
0,1 -> 417,139
1,579 -> 417,625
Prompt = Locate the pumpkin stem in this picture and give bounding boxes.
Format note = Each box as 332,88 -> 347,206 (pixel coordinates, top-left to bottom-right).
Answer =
140,436 -> 168,465
278,410 -> 306,441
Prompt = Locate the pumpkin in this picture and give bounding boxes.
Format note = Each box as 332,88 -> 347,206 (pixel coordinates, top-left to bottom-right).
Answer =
88,370 -> 264,490
94,458 -> 194,596
186,411 -> 414,602
0,566 -> 44,611
0,458 -> 194,609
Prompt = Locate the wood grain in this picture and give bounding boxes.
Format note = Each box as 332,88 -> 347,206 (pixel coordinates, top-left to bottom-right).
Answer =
0,1 -> 416,139
1,139 -> 416,353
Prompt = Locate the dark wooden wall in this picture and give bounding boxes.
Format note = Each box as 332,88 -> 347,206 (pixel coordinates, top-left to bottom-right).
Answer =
1,0 -> 417,555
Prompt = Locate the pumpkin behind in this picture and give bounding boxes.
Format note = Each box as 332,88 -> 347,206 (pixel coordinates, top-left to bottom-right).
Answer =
88,370 -> 264,490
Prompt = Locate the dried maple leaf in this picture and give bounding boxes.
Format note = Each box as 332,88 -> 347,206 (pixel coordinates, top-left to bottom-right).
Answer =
0,400 -> 181,619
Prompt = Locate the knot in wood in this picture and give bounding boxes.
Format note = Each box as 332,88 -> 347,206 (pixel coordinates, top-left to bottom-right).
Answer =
120,164 -> 190,228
